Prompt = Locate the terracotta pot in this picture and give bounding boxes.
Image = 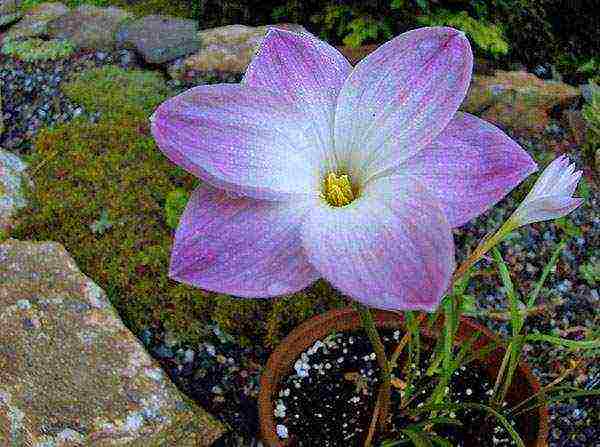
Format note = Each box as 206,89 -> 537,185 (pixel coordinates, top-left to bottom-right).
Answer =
258,307 -> 549,446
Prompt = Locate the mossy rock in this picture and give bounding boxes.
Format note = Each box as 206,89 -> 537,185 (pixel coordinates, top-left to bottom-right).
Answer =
12,66 -> 348,348
1,36 -> 75,62
62,65 -> 171,119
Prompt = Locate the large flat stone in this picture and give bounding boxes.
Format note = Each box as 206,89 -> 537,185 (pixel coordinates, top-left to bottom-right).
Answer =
46,4 -> 133,51
169,23 -> 307,77
5,2 -> 69,40
116,14 -> 200,64
460,70 -> 580,138
0,239 -> 227,445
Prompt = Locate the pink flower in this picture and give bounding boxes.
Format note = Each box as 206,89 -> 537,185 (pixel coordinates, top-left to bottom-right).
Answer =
150,27 -> 536,311
509,155 -> 584,227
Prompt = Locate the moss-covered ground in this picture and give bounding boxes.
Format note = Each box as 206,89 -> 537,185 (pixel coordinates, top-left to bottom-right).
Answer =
10,65 -> 348,350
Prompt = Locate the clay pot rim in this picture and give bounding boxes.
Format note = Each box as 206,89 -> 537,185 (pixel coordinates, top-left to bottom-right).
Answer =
258,306 -> 550,447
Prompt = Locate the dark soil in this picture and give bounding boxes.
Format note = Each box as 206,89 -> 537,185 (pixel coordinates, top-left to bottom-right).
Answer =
272,328 -> 532,447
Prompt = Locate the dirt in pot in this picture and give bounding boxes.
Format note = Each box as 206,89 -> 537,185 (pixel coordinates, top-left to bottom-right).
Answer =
273,328 -> 530,447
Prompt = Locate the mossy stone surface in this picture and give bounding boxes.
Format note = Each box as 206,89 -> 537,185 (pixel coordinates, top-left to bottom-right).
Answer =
61,64 -> 171,119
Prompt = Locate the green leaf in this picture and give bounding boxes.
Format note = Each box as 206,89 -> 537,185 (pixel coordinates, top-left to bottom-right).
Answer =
409,403 -> 525,447
492,248 -> 522,336
89,209 -> 113,235
430,435 -> 454,447
400,428 -> 433,447
524,333 -> 600,350
527,241 -> 566,307
164,188 -> 190,230
459,294 -> 478,316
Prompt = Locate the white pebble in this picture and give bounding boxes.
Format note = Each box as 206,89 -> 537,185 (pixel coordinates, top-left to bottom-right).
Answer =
276,424 -> 288,439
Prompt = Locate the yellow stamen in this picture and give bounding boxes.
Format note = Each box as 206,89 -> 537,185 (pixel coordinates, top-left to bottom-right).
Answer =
324,172 -> 355,207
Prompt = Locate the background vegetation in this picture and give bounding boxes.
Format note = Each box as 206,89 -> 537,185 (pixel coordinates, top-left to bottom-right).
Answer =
7,0 -> 599,83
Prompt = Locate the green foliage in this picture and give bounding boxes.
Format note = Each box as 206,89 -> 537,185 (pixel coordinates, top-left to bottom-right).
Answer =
18,0 -> 110,12
310,5 -> 392,48
417,9 -> 508,57
577,57 -> 600,78
582,81 -> 600,144
579,260 -> 600,287
391,0 -> 430,13
164,188 -> 190,230
554,217 -> 583,239
270,1 -> 304,23
582,81 -> 600,170
62,65 -> 171,119
1,37 -> 75,62
343,16 -> 393,48
109,0 -> 194,19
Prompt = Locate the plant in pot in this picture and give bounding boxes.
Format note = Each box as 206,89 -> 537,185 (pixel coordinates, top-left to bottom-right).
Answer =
149,25 -> 599,446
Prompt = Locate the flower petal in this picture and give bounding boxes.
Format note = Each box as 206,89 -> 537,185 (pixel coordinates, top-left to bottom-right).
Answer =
334,27 -> 473,183
170,183 -> 320,297
301,175 -> 455,311
151,83 -> 322,202
243,28 -> 352,174
511,196 -> 584,226
398,112 -> 538,227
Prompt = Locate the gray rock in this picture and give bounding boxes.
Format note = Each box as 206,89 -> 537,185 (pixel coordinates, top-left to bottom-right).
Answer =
46,4 -> 133,51
0,149 -> 33,236
6,2 -> 69,40
0,238 -> 227,445
581,82 -> 600,103
116,14 -> 200,65
169,23 -> 308,78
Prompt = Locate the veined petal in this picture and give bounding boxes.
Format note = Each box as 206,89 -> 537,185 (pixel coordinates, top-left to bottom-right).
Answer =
170,183 -> 321,297
399,112 -> 538,227
510,155 -> 584,226
301,175 -> 455,311
243,28 -> 352,175
510,196 -> 584,226
334,26 -> 473,184
151,83 -> 322,202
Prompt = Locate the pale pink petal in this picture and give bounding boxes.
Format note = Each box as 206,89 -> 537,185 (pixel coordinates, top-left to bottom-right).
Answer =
398,112 -> 538,227
170,183 -> 320,297
334,27 -> 473,184
301,175 -> 454,311
243,28 -> 352,175
510,155 -> 584,226
511,196 -> 584,226
151,83 -> 322,202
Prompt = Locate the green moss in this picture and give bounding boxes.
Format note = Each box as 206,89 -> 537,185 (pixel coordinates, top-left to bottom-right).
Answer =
582,81 -> 600,168
62,65 -> 171,119
13,69 -> 349,348
417,9 -> 508,57
1,37 -> 75,62
164,188 -> 190,230
579,260 -> 600,287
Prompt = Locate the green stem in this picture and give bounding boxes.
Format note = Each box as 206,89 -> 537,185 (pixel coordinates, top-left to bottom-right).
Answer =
353,301 -> 393,440
451,218 -> 517,285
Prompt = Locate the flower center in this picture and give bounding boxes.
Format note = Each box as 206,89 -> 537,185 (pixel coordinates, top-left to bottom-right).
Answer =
323,172 -> 355,207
